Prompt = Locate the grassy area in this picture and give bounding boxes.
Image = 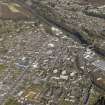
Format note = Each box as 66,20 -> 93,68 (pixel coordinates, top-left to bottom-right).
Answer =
22,84 -> 43,102
4,98 -> 20,105
12,69 -> 22,79
59,99 -> 73,105
79,90 -> 100,105
0,64 -> 6,73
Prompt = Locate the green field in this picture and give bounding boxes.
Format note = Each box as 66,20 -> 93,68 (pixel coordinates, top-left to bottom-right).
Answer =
0,64 -> 6,73
4,98 -> 20,105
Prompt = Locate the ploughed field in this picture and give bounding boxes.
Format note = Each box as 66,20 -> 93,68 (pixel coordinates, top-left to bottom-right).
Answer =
83,0 -> 105,6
